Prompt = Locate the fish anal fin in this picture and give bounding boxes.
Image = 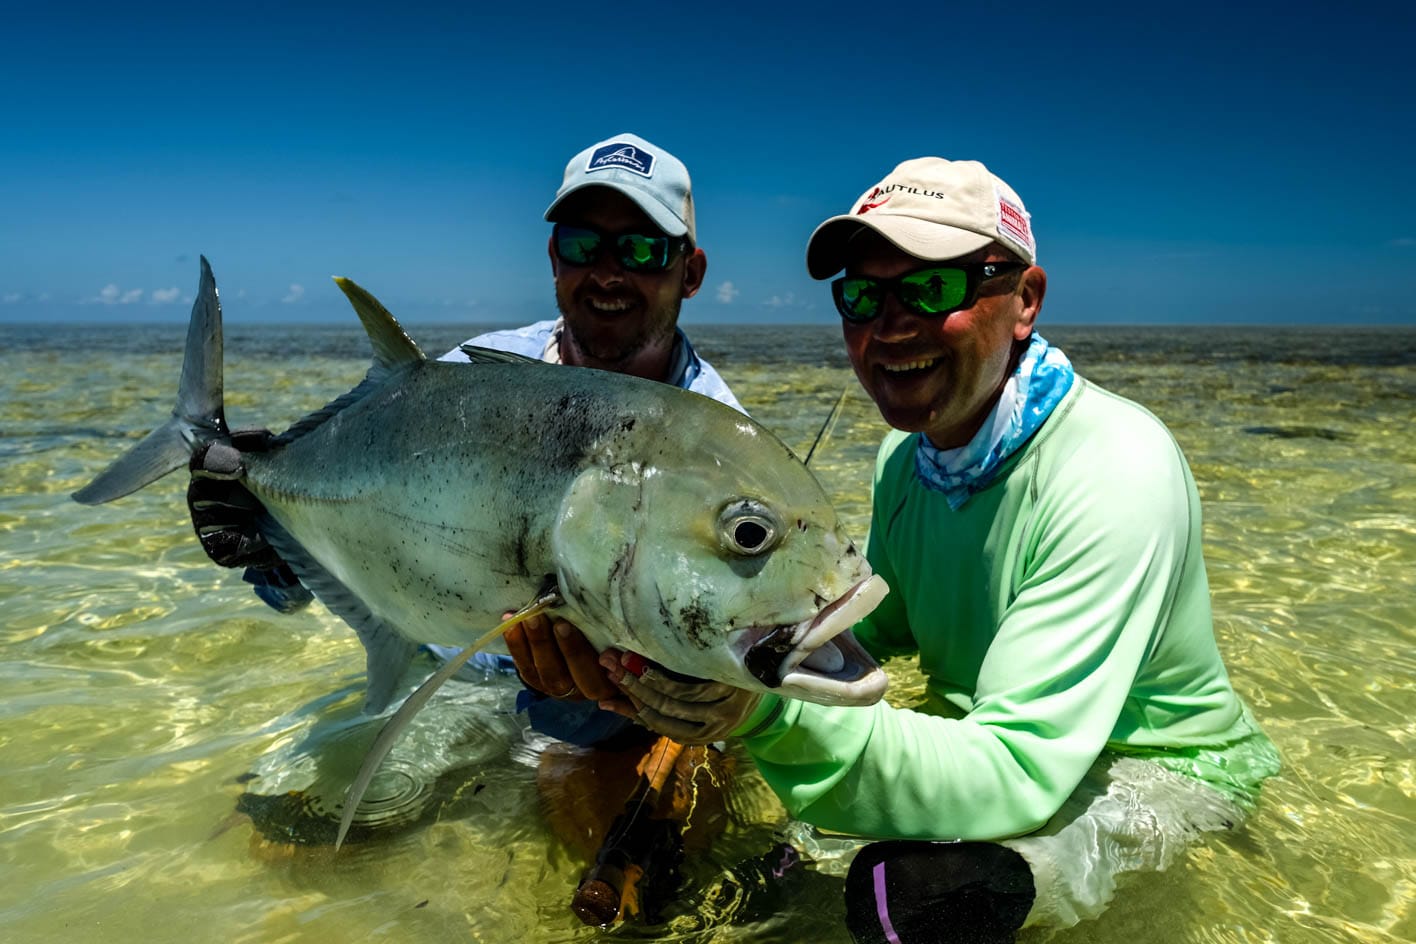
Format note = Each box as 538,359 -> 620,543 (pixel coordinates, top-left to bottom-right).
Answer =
257,515 -> 418,713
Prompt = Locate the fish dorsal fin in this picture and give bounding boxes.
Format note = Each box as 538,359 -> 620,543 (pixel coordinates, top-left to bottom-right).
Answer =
458,344 -> 541,366
333,277 -> 426,370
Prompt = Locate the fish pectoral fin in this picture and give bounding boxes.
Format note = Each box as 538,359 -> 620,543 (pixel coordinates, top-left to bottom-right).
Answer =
334,585 -> 564,851
526,574 -> 563,613
456,344 -> 541,366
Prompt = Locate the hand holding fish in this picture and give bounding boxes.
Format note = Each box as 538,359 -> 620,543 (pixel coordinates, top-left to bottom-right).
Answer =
506,613 -> 626,706
187,432 -> 283,570
599,648 -> 763,745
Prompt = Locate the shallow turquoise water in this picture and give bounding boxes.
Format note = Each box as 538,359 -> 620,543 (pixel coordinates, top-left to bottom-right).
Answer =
1,322 -> 1412,943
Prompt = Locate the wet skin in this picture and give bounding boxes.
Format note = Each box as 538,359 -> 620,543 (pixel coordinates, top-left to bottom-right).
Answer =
841,232 -> 1047,450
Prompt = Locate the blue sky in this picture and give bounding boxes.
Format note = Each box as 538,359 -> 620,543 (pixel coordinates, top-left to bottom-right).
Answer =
2,1 -> 1412,326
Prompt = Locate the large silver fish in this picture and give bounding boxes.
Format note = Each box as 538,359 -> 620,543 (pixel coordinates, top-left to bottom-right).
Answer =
73,259 -> 889,713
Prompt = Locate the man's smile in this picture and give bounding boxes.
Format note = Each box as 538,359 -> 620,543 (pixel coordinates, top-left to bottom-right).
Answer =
585,296 -> 634,314
881,358 -> 938,374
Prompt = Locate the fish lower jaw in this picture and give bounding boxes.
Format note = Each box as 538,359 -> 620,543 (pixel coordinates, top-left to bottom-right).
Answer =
776,624 -> 889,706
776,663 -> 889,707
740,575 -> 890,707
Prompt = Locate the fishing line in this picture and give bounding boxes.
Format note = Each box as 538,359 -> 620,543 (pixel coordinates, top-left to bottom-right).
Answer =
804,386 -> 851,466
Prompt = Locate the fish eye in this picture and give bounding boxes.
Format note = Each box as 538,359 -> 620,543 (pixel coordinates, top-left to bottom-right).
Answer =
734,520 -> 770,549
718,500 -> 780,556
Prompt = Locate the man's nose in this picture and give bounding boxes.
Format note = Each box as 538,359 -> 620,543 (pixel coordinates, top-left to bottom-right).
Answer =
870,293 -> 924,341
588,246 -> 627,284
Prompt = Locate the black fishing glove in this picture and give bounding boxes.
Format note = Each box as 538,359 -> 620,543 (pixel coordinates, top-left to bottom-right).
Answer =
187,429 -> 284,570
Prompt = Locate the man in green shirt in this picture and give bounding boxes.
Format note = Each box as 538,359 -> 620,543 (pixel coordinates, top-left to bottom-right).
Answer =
601,157 -> 1279,941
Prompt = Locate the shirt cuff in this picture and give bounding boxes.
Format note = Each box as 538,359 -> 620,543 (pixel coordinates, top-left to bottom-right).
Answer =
731,694 -> 786,740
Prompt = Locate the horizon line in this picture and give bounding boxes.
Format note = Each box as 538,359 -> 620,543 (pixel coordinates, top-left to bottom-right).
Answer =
2,318 -> 1414,331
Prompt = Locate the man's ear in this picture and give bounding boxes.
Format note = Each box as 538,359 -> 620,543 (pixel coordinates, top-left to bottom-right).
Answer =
680,247 -> 707,299
1013,266 -> 1046,341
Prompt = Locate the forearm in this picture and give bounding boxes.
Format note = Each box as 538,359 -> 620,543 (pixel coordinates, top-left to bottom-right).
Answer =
738,696 -> 1079,841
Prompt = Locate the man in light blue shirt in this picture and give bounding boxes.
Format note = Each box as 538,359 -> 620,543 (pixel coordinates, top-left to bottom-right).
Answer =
189,132 -> 744,752
440,315 -> 738,411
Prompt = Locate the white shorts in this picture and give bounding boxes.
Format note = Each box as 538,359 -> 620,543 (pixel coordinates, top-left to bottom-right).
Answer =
784,754 -> 1247,930
1001,755 -> 1245,928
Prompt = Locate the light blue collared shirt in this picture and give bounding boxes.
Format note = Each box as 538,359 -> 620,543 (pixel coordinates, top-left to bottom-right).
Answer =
439,318 -> 745,415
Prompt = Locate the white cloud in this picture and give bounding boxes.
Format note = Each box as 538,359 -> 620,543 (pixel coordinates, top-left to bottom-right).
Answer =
716,281 -> 740,304
760,292 -> 818,313
281,284 -> 305,303
152,287 -> 181,303
92,284 -> 144,304
2,292 -> 20,304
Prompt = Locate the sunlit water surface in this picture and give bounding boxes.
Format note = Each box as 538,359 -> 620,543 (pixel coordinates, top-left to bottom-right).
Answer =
1,322 -> 1412,944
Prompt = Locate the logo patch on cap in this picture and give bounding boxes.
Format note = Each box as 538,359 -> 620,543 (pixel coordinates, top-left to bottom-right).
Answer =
995,186 -> 1034,257
587,142 -> 655,178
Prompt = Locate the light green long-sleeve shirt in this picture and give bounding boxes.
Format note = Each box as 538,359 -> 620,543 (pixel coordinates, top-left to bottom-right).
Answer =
735,378 -> 1277,841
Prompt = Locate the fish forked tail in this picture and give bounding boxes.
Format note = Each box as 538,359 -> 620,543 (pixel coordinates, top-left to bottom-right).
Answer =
72,256 -> 230,505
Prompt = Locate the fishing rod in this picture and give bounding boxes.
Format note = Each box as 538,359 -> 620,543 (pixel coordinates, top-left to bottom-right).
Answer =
571,736 -> 686,927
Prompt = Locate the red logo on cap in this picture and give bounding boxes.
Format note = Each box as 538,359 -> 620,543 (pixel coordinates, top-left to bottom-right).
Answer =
857,189 -> 890,215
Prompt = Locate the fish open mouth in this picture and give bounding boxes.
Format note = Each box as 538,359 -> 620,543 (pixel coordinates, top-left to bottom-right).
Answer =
741,575 -> 889,706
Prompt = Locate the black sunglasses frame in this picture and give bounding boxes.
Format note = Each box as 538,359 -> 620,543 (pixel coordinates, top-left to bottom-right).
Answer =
831,261 -> 1029,324
551,222 -> 689,273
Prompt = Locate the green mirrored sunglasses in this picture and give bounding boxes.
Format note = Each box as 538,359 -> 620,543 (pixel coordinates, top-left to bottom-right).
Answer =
832,262 -> 1027,323
552,223 -> 687,273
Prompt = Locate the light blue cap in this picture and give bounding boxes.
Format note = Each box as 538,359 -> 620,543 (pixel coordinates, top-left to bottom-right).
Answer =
545,132 -> 696,243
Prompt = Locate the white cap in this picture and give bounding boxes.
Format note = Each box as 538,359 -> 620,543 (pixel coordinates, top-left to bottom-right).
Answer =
806,158 -> 1036,278
545,132 -> 696,243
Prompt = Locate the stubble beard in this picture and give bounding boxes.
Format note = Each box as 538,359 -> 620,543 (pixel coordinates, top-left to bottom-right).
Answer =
557,290 -> 681,371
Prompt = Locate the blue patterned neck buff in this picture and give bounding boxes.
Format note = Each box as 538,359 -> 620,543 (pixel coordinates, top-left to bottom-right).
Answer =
914,332 -> 1075,509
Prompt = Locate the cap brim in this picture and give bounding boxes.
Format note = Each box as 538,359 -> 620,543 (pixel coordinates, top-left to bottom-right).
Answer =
805,215 -> 994,279
544,181 -> 689,238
